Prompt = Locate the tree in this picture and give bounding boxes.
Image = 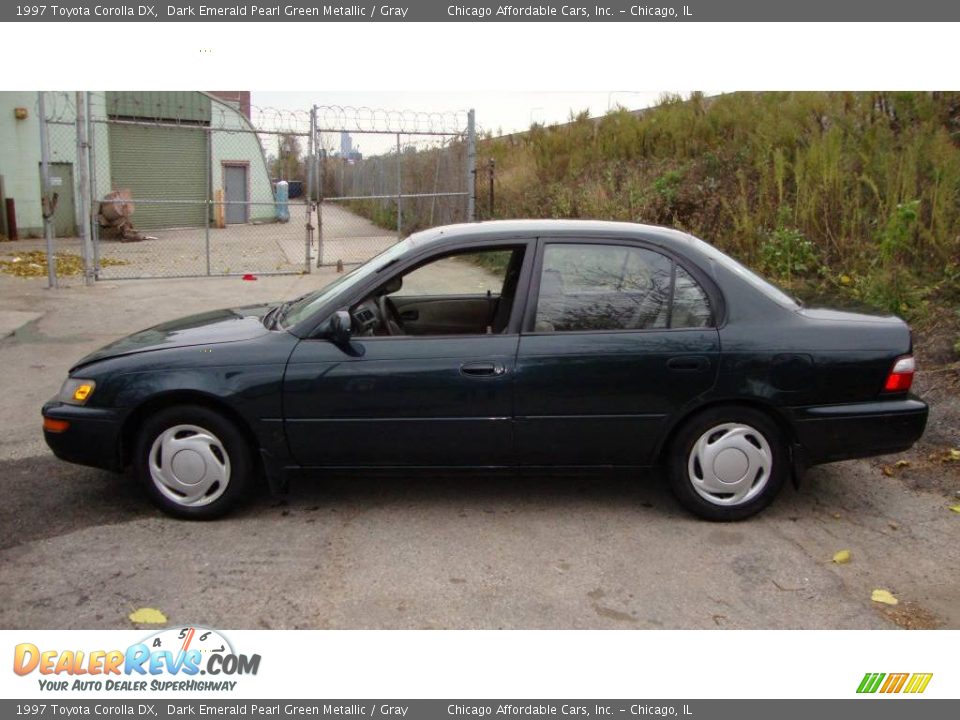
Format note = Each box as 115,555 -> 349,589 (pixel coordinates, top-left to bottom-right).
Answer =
271,133 -> 305,181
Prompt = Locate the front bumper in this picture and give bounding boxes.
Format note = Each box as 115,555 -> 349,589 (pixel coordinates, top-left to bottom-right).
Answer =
789,396 -> 928,466
42,397 -> 124,472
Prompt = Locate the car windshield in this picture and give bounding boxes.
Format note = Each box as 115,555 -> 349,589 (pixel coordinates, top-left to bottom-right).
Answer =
279,238 -> 414,328
685,235 -> 801,310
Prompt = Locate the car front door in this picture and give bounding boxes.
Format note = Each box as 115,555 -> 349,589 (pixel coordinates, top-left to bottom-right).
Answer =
283,244 -> 530,468
514,239 -> 721,466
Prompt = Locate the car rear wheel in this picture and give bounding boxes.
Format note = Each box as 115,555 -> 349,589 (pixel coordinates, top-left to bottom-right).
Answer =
667,406 -> 788,521
134,405 -> 252,520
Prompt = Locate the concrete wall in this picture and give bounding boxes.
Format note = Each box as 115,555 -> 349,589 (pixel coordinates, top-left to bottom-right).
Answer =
0,91 -> 111,237
0,92 -> 44,236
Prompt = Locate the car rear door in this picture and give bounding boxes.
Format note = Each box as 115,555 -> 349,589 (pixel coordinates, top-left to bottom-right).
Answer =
514,238 -> 721,466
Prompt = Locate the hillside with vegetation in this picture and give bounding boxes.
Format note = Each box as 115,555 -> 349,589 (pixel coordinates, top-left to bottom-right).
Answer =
482,92 -> 960,322
342,92 -> 960,356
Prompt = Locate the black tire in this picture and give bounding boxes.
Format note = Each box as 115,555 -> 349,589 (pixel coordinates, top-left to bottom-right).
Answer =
133,405 -> 254,520
667,405 -> 788,521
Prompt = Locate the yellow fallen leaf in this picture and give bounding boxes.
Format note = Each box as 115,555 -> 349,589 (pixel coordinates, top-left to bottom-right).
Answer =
881,465 -> 894,477
871,589 -> 899,606
894,460 -> 910,469
949,505 -> 960,514
948,449 -> 960,461
832,550 -> 851,564
128,607 -> 168,624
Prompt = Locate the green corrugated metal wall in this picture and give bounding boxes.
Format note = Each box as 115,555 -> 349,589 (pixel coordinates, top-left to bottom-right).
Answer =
108,124 -> 207,229
105,91 -> 211,123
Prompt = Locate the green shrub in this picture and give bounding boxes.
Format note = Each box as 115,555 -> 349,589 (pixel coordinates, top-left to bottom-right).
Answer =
759,206 -> 820,281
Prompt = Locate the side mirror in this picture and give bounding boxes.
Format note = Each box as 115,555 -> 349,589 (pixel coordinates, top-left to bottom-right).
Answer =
326,310 -> 353,345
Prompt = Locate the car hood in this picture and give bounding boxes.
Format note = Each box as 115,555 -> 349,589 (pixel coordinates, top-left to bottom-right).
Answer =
72,303 -> 275,370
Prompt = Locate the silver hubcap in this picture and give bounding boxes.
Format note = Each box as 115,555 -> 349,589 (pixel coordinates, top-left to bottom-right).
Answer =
687,422 -> 772,506
148,424 -> 231,507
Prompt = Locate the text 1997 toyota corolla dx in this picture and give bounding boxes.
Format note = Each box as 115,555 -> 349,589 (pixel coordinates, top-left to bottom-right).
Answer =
42,220 -> 928,520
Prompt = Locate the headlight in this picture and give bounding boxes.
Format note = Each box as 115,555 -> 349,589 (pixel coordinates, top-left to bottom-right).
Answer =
59,378 -> 96,406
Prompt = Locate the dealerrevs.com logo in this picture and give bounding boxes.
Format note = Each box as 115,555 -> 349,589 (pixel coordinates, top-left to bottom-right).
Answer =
13,627 -> 260,692
857,672 -> 933,694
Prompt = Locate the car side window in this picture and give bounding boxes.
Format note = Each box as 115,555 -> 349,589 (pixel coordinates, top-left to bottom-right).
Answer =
671,265 -> 713,328
533,243 -> 712,332
392,249 -> 512,297
350,246 -> 527,338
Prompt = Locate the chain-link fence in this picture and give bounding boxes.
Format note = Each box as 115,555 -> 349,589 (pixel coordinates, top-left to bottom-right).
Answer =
312,106 -> 476,267
31,92 -> 94,286
34,93 -> 476,282
38,91 -> 314,280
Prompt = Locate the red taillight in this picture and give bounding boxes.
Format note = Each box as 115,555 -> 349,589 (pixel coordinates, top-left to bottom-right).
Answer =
883,355 -> 915,393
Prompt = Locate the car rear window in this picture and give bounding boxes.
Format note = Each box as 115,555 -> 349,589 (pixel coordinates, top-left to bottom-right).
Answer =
685,235 -> 800,310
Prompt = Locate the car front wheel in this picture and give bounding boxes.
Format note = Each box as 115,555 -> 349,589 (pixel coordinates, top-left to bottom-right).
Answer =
134,405 -> 252,519
667,406 -> 788,521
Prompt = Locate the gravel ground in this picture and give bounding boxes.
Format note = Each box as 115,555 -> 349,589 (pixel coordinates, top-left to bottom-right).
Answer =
0,236 -> 957,630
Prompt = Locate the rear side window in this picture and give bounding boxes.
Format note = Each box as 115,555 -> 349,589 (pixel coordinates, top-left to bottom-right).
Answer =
671,266 -> 713,328
533,243 -> 713,332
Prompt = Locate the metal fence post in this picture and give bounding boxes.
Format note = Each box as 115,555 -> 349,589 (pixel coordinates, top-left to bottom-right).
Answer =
37,92 -> 58,289
204,127 -> 211,276
488,157 -> 496,220
305,105 -> 315,274
316,112 -> 324,268
466,108 -> 476,222
75,92 -> 94,286
396,133 -> 402,237
429,143 -> 442,226
87,91 -> 100,279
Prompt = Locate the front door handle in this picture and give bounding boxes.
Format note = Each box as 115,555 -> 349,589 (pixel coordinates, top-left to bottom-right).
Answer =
667,356 -> 709,372
460,361 -> 507,377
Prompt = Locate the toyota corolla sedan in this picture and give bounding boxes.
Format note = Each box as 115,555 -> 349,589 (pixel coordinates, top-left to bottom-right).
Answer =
42,220 -> 928,520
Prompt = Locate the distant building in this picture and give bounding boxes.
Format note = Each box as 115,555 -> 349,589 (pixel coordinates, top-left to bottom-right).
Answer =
340,131 -> 353,157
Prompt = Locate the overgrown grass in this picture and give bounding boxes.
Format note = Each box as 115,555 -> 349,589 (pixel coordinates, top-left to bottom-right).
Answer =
495,92 -> 960,319
350,92 -> 960,322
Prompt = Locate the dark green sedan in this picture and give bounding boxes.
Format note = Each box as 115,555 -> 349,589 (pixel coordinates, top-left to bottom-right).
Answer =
42,220 -> 928,520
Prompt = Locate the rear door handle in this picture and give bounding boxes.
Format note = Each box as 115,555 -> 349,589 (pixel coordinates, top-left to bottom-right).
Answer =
667,356 -> 709,372
460,361 -> 507,377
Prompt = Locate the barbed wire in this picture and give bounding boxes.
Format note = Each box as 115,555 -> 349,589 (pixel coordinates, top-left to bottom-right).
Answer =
40,93 -> 475,138
248,106 -> 311,134
38,90 -> 77,122
314,105 -> 470,135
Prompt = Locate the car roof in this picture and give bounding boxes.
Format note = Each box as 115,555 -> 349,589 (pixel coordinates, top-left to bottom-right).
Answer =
405,219 -> 703,254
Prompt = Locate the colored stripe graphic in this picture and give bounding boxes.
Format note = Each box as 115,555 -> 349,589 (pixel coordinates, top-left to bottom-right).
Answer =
857,673 -> 886,693
903,673 -> 933,694
857,672 -> 932,694
880,673 -> 909,693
